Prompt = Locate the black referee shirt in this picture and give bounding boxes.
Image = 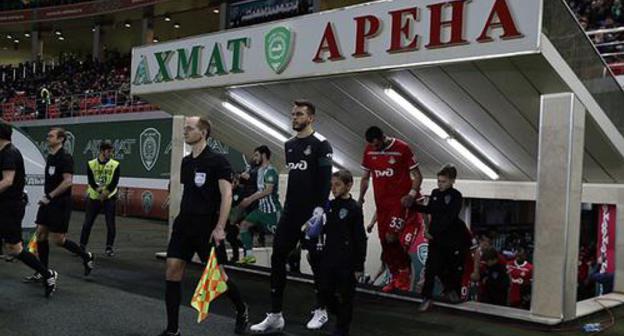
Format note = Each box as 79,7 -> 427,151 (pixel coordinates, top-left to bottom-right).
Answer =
0,143 -> 25,203
44,148 -> 73,199
179,146 -> 232,216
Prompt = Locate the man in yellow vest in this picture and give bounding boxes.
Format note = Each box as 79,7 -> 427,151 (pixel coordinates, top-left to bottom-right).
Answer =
79,141 -> 120,257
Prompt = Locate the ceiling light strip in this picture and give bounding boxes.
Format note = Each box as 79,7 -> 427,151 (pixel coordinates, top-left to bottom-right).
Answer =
223,100 -> 347,171
228,91 -> 291,133
385,88 -> 449,140
447,138 -> 499,180
385,87 -> 499,180
222,102 -> 289,142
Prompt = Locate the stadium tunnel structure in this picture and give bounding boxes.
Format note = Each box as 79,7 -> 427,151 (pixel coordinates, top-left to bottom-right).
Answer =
131,0 -> 624,324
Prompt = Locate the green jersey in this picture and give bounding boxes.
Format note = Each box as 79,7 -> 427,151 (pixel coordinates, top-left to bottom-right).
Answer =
257,165 -> 281,213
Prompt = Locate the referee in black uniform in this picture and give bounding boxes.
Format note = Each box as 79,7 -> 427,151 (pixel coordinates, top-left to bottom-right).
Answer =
25,127 -> 94,283
0,121 -> 57,297
251,100 -> 333,333
160,116 -> 248,336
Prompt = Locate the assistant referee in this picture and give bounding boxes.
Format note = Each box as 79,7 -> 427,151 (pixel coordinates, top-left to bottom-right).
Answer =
160,116 -> 248,336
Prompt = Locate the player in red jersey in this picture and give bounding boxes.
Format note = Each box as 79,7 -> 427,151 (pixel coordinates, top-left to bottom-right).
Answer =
506,246 -> 533,309
358,126 -> 423,292
458,229 -> 479,301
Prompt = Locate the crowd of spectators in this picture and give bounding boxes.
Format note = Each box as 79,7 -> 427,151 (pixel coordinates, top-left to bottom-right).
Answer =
567,0 -> 624,67
0,51 -> 152,120
0,0 -> 93,11
0,51 -> 129,103
568,0 -> 624,30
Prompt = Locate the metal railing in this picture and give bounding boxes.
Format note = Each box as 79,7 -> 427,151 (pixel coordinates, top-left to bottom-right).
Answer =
584,29 -> 624,76
0,90 -> 159,122
587,26 -> 624,36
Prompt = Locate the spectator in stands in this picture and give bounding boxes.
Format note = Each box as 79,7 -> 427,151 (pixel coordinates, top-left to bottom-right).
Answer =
0,52 -> 152,120
470,233 -> 495,282
590,256 -> 615,295
506,246 -> 533,309
479,246 -> 510,306
567,0 -> 624,63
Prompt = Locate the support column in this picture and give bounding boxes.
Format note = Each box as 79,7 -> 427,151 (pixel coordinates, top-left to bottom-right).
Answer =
531,93 -> 586,320
168,116 -> 185,238
92,25 -> 102,61
615,204 -> 624,293
219,2 -> 227,30
142,17 -> 154,45
30,31 -> 41,61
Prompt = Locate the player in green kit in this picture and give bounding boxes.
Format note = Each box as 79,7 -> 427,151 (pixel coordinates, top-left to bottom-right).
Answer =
237,145 -> 281,264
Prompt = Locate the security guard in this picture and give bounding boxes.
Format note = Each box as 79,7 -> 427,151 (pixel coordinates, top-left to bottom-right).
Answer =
79,141 -> 120,256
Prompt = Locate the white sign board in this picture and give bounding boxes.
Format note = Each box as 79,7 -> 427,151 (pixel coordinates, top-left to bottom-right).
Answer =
132,0 -> 542,95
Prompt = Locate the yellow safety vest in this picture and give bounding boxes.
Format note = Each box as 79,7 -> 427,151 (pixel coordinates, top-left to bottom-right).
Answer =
87,158 -> 120,200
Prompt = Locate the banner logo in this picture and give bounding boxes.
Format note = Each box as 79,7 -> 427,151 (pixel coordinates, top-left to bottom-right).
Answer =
417,243 -> 428,264
140,128 -> 161,172
142,191 -> 154,214
64,131 -> 76,155
265,26 -> 294,74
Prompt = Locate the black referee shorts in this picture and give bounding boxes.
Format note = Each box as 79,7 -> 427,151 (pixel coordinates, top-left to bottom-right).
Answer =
167,214 -> 227,264
35,197 -> 72,234
0,201 -> 25,245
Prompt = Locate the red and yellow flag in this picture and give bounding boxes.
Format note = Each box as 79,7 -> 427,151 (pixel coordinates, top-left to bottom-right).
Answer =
191,247 -> 228,323
27,233 -> 37,255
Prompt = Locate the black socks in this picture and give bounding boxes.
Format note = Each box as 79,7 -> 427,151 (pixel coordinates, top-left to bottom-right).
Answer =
16,250 -> 49,278
226,279 -> 246,312
62,239 -> 88,259
165,280 -> 181,332
38,240 -> 50,269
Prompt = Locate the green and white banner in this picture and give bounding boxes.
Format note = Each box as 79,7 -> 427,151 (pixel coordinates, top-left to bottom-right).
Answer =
132,0 -> 541,95
20,118 -> 173,179
19,118 -> 248,179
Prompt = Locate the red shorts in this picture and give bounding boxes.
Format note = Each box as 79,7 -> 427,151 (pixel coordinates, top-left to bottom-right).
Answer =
378,204 -> 423,250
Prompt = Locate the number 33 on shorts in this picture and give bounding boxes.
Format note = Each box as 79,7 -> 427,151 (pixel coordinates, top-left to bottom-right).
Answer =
389,217 -> 405,231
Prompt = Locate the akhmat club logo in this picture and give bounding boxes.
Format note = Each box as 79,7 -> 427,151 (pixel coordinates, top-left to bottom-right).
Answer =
265,26 -> 294,74
63,131 -> 76,155
417,243 -> 428,264
142,191 -> 154,214
140,128 -> 161,172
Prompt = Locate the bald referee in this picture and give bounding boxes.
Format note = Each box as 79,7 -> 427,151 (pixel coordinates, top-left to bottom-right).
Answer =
159,116 -> 248,336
